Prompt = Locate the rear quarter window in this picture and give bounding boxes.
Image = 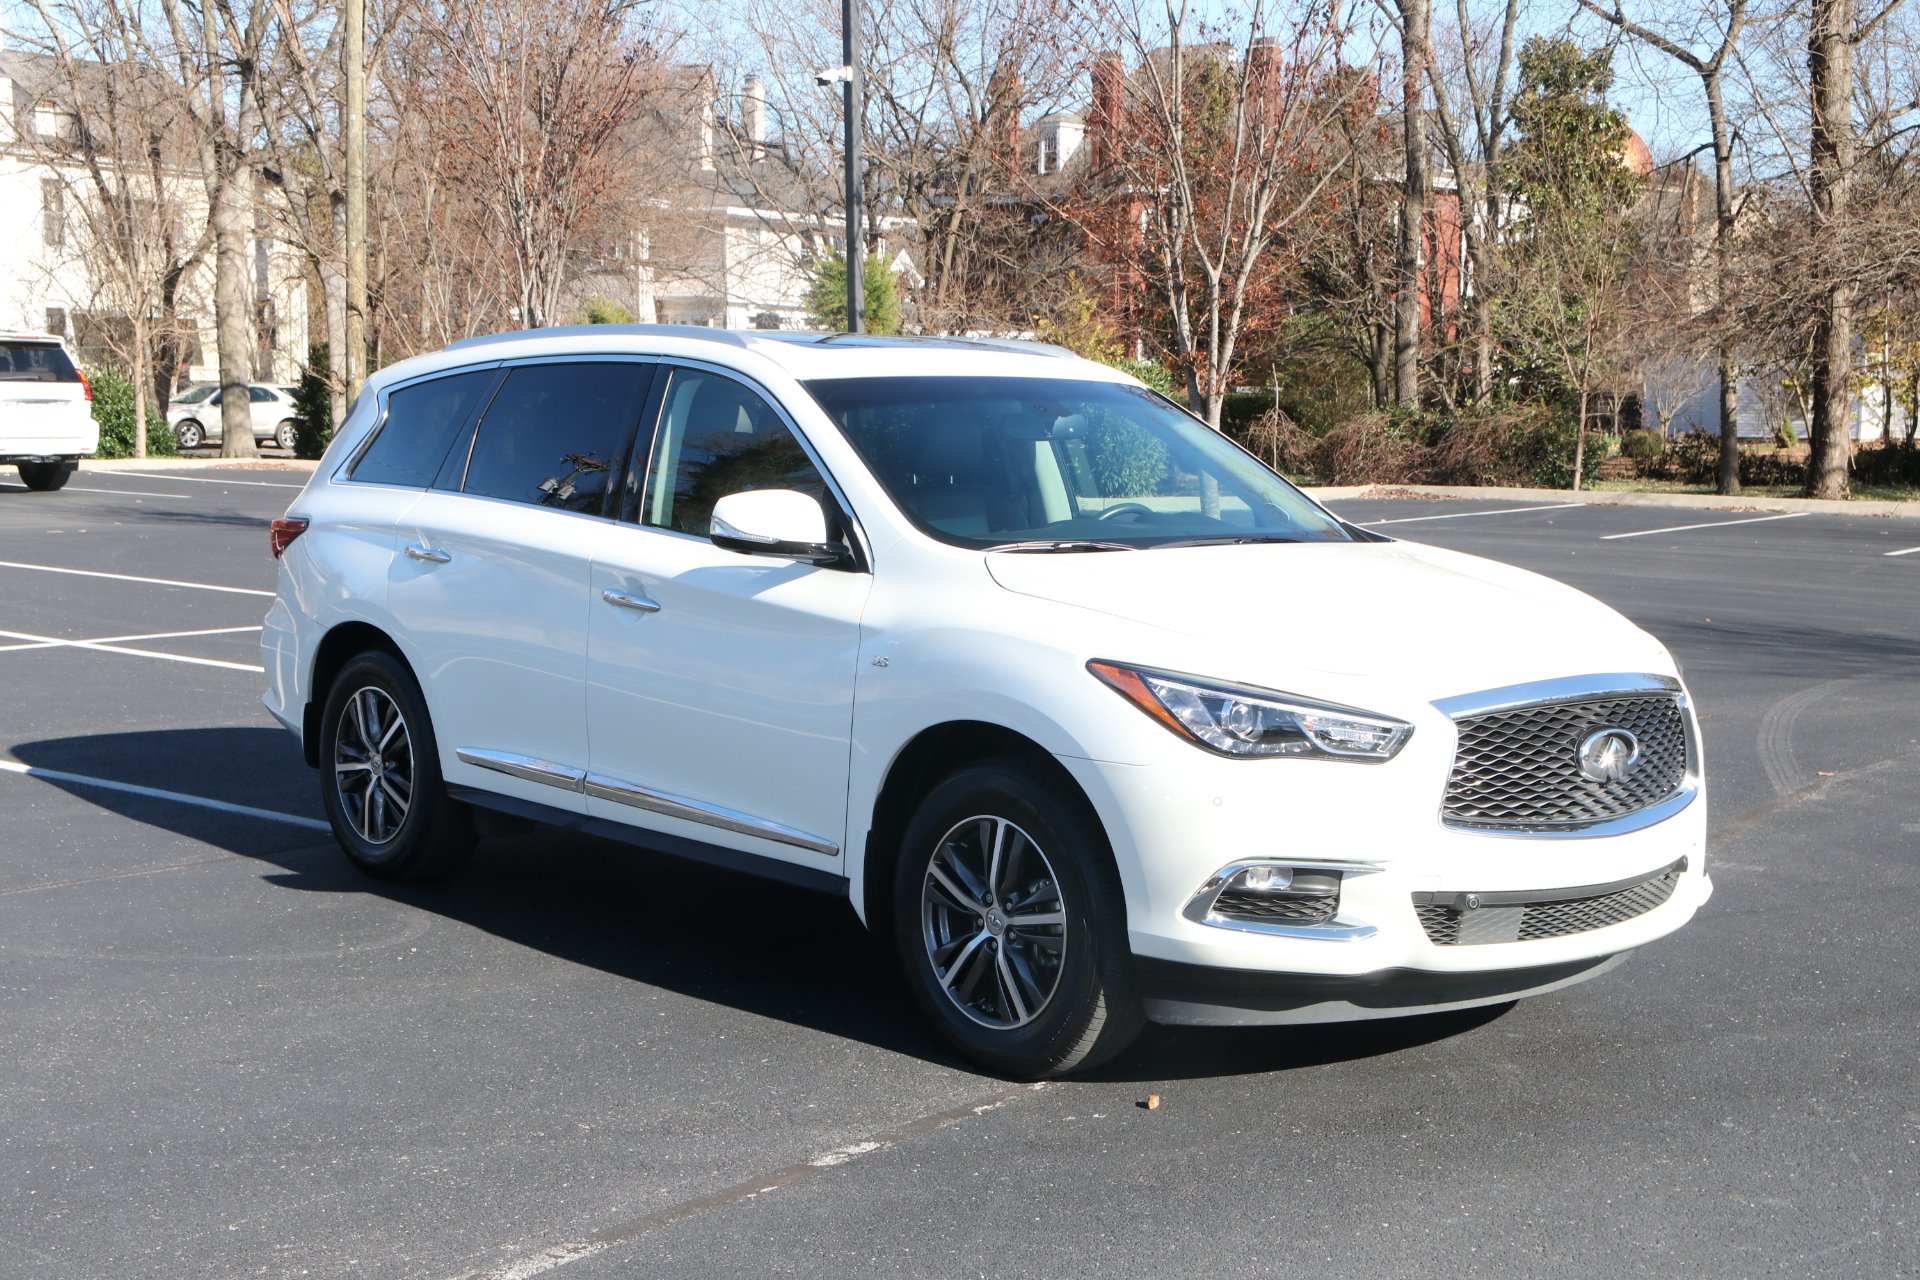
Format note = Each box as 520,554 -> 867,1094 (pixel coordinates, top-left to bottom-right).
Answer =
351,368 -> 499,488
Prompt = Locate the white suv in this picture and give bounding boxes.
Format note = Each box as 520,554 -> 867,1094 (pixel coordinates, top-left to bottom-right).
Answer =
262,327 -> 1710,1077
0,333 -> 97,491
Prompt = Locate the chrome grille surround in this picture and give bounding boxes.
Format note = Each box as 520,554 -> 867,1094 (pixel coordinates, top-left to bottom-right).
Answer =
1434,673 -> 1698,837
1412,859 -> 1686,946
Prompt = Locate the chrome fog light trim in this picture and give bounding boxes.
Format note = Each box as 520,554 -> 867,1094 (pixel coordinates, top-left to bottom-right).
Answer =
1182,859 -> 1381,940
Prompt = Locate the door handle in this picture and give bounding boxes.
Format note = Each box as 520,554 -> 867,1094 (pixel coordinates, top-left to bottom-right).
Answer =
601,588 -> 661,614
405,543 -> 451,564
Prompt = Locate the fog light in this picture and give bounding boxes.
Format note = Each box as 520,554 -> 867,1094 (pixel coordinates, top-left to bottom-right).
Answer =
1234,865 -> 1293,893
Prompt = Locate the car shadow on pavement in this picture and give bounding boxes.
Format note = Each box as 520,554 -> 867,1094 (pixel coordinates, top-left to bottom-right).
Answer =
12,725 -> 1508,1083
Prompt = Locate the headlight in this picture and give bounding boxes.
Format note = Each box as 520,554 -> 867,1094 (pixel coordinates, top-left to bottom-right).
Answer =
1087,661 -> 1413,761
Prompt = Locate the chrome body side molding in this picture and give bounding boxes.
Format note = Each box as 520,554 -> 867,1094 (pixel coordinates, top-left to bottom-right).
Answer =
456,748 -> 586,791
583,772 -> 839,857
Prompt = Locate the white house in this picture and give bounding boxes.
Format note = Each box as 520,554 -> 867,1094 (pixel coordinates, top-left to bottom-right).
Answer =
0,50 -> 307,394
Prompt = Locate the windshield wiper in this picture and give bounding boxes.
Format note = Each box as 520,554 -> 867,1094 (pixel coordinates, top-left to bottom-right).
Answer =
1150,535 -> 1303,549
984,539 -> 1138,553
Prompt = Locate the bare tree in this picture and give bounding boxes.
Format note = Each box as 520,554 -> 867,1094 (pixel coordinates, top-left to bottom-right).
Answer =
1580,0 -> 1751,494
1377,0 -> 1431,407
1065,0 -> 1359,431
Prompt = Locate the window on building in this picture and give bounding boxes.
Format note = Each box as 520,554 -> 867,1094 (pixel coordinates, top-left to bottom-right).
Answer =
41,180 -> 64,248
33,101 -> 74,141
44,308 -> 67,337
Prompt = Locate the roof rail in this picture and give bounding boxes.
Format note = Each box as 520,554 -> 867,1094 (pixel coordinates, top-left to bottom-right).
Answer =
811,333 -> 1081,360
444,324 -> 756,352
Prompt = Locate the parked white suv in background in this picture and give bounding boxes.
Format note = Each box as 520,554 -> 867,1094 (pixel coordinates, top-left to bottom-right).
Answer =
262,326 -> 1711,1077
169,382 -> 301,450
0,333 -> 96,491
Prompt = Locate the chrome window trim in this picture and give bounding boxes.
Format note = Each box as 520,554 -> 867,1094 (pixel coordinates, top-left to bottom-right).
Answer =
1181,859 -> 1382,941
583,772 -> 839,857
1433,673 -> 1700,840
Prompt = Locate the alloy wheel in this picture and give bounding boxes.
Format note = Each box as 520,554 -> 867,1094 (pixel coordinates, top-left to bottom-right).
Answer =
332,686 -> 414,845
920,815 -> 1067,1029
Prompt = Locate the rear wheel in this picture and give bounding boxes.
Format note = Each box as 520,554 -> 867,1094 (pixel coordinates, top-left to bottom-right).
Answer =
16,461 -> 72,491
273,419 -> 297,450
175,419 -> 204,449
318,650 -> 473,881
892,758 -> 1144,1079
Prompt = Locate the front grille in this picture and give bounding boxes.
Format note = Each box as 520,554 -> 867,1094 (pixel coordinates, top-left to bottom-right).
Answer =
1443,692 -> 1688,830
1414,861 -> 1684,946
1211,888 -> 1339,925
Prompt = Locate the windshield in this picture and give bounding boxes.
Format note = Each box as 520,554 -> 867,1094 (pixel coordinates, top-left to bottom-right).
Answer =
804,375 -> 1351,550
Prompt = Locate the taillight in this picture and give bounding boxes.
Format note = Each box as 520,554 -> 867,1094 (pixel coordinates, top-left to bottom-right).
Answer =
77,369 -> 92,401
270,516 -> 309,559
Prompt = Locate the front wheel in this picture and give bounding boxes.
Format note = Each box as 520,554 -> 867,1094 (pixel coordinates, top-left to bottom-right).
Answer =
892,759 -> 1143,1079
16,461 -> 73,491
175,419 -> 204,449
318,650 -> 474,881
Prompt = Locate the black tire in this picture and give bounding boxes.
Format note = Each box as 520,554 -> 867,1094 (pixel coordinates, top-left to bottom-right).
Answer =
175,420 -> 204,449
892,758 -> 1144,1079
273,419 -> 297,450
16,461 -> 72,491
317,649 -> 474,881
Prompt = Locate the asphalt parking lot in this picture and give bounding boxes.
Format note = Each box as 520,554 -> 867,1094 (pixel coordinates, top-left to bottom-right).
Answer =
1,467 -> 1915,1278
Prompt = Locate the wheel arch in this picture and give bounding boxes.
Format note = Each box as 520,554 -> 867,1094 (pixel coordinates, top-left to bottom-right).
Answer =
857,720 -> 1116,937
302,620 -> 411,767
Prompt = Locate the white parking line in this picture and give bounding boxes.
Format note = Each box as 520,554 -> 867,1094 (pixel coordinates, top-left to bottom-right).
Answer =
1599,512 -> 1809,541
67,485 -> 196,499
1884,546 -> 1920,557
0,559 -> 274,596
0,624 -> 263,655
0,627 -> 263,672
111,471 -> 305,489
0,758 -> 328,831
1359,502 -> 1582,526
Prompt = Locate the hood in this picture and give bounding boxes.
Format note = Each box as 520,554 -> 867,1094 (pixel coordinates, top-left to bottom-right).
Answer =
984,539 -> 1672,705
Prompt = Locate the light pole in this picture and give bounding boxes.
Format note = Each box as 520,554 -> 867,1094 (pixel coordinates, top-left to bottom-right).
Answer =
839,0 -> 865,333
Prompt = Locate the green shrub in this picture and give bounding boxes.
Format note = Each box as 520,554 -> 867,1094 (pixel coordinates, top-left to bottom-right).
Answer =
1108,357 -> 1174,396
1851,440 -> 1920,487
1774,417 -> 1798,448
573,295 -> 635,325
1513,421 -> 1601,489
87,365 -> 175,459
1738,449 -> 1805,487
1220,390 -> 1276,438
1650,430 -> 1719,484
1621,429 -> 1664,461
291,344 -> 335,460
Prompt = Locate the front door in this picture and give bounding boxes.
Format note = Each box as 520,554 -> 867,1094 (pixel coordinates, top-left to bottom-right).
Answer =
585,366 -> 871,872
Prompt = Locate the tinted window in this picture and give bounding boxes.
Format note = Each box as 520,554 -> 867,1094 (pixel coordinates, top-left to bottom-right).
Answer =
0,342 -> 78,383
175,385 -> 215,405
642,370 -> 825,535
461,362 -> 650,514
247,385 -> 275,403
353,369 -> 498,488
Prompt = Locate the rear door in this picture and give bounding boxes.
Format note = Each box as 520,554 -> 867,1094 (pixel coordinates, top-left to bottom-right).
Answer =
583,364 -> 870,873
386,358 -> 656,813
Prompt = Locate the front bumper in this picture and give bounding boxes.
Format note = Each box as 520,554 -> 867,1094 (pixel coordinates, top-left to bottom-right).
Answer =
1058,727 -> 1711,1016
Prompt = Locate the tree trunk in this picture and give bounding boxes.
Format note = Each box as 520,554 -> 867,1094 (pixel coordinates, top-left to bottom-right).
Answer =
131,320 -> 148,460
1394,0 -> 1430,409
1715,347 -> 1739,492
1572,385 -> 1588,491
1805,0 -> 1855,499
213,151 -> 259,459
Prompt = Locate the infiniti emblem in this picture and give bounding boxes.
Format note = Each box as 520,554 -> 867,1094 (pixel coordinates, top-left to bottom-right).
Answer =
1577,728 -> 1641,784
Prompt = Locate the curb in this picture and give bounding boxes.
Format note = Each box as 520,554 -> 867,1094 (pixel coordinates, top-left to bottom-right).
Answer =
1301,482 -> 1920,520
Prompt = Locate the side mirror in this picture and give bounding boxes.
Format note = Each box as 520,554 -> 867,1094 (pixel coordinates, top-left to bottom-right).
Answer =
710,489 -> 846,565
